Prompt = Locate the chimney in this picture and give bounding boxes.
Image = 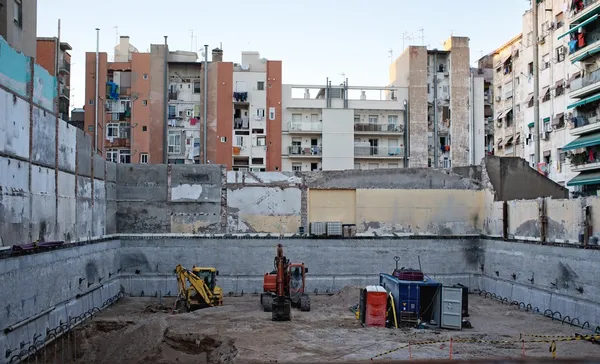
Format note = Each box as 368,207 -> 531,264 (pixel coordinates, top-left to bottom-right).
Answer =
120,36 -> 130,50
212,48 -> 223,62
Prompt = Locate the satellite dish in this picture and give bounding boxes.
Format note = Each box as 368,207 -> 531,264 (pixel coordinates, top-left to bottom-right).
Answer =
260,58 -> 267,63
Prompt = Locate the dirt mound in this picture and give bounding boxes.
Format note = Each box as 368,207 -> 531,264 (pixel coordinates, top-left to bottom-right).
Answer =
325,286 -> 362,307
163,329 -> 238,364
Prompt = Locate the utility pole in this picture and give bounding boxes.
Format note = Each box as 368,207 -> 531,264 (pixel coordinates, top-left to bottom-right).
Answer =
532,0 -> 541,165
203,44 -> 208,164
433,50 -> 439,168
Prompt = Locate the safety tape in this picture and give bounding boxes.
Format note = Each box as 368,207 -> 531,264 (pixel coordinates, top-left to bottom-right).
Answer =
550,341 -> 557,359
522,333 -> 600,339
370,344 -> 408,360
453,338 -> 518,344
409,339 -> 449,346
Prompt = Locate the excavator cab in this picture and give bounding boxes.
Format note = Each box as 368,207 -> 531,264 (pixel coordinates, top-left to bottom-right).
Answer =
192,266 -> 219,291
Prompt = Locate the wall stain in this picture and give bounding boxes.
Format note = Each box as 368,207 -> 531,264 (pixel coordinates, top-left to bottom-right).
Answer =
117,250 -> 152,273
85,261 -> 99,284
515,220 -> 540,237
463,240 -> 483,267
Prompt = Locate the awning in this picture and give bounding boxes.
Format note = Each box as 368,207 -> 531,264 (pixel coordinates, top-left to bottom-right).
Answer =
567,93 -> 600,109
516,132 -> 521,143
572,46 -> 600,63
569,71 -> 582,82
543,150 -> 551,157
528,122 -> 535,128
497,108 -> 513,120
504,135 -> 514,146
562,132 -> 600,151
525,93 -> 534,104
540,86 -> 550,99
557,14 -> 599,40
555,79 -> 564,88
552,113 -> 565,126
503,54 -> 512,64
543,117 -> 551,123
568,171 -> 600,186
497,138 -> 503,147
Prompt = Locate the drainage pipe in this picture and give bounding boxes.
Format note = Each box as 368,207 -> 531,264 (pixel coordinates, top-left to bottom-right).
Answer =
4,307 -> 55,334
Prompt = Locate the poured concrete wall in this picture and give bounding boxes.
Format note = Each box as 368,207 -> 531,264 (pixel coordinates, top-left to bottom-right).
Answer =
2,235 -> 599,363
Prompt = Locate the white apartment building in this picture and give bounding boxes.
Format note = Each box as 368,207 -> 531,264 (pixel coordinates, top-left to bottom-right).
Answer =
232,51 -> 268,172
281,82 -> 409,171
489,0 -> 599,194
167,51 -> 202,164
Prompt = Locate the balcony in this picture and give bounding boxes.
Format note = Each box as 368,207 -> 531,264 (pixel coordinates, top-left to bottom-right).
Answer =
234,117 -> 249,130
570,69 -> 600,98
569,147 -> 600,172
108,138 -> 131,148
354,145 -> 404,158
169,90 -> 179,101
570,0 -> 600,24
354,123 -> 404,134
287,145 -> 322,157
570,114 -> 600,135
288,121 -> 322,133
232,91 -> 248,103
59,84 -> 69,100
59,60 -> 71,74
566,20 -> 600,62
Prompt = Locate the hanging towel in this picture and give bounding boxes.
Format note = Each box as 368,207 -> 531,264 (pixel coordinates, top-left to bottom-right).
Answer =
190,118 -> 198,126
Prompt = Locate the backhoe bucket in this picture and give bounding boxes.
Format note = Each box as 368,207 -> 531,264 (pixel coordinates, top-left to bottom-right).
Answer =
272,296 -> 291,321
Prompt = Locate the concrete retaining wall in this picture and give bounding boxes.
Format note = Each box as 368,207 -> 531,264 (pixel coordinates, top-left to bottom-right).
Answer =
1,236 -> 599,363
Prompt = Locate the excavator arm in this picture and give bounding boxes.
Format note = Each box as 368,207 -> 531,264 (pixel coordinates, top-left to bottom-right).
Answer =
175,264 -> 216,309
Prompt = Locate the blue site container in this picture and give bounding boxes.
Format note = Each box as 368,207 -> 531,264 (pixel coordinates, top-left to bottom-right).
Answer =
379,273 -> 442,326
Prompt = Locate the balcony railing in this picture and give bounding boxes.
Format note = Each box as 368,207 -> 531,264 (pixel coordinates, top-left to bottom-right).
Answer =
234,117 -> 249,130
59,60 -> 71,74
570,69 -> 600,92
288,121 -> 322,132
573,0 -> 599,18
354,123 -> 404,133
288,145 -> 322,156
59,84 -> 69,99
354,146 -> 403,157
169,91 -> 178,100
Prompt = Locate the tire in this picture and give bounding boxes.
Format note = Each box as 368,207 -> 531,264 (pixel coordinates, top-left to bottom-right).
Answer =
300,294 -> 310,312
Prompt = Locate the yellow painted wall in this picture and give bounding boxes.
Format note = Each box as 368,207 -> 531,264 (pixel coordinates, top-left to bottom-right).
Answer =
354,189 -> 485,233
308,189 -> 356,224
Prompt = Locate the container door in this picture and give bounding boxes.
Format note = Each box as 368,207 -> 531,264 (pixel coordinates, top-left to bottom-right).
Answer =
441,286 -> 462,330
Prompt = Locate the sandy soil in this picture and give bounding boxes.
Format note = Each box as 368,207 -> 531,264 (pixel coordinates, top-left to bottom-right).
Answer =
36,288 -> 600,363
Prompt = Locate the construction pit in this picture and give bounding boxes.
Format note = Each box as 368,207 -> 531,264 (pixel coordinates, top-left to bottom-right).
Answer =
26,290 -> 600,363
3,237 -> 600,363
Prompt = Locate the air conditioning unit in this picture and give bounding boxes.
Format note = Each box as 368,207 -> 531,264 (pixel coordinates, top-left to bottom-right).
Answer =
541,131 -> 549,140
545,124 -> 553,132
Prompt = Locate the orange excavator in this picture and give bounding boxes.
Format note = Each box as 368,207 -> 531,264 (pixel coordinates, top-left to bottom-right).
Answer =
260,244 -> 310,321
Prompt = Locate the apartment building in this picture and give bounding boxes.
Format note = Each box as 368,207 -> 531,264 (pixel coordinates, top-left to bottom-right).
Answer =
281,82 -> 408,171
560,0 -> 600,196
36,37 -> 72,120
486,0 -> 592,192
0,0 -> 37,58
84,36 -> 167,164
217,51 -> 282,171
475,54 -> 496,154
389,36 -> 483,168
166,51 -> 202,164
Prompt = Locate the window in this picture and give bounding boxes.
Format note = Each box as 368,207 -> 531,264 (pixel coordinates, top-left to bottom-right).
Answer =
252,128 -> 264,134
193,81 -> 201,94
168,132 -> 181,154
106,149 -> 118,163
496,67 -> 501,74
89,99 -> 94,105
541,54 -> 550,70
554,113 -> 565,128
558,149 -> 566,164
257,81 -> 265,91
292,163 -> 302,171
556,46 -> 565,63
555,83 -> 565,97
106,123 -> 119,138
257,136 -> 266,146
142,126 -> 147,132
235,135 -> 246,147
119,122 -> 131,139
13,0 -> 22,27
168,105 -> 176,118
119,149 -> 131,164
143,74 -> 148,80
555,12 -> 564,29
269,107 -> 275,120
140,153 -> 148,164
443,158 -> 451,169
142,100 -> 147,106
428,83 -> 431,93
88,125 -> 94,132
256,108 -> 265,118
311,114 -> 319,123
251,158 -> 264,165
528,62 -> 533,76
527,32 -> 533,46
354,115 -> 361,123
368,115 -> 378,124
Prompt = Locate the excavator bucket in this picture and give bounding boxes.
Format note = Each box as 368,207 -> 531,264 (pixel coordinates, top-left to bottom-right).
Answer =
272,296 -> 292,321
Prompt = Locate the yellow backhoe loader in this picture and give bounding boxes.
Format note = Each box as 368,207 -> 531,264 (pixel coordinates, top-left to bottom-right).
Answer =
174,264 -> 223,312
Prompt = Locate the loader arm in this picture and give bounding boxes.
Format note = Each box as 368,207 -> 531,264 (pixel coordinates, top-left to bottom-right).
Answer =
175,264 -> 215,307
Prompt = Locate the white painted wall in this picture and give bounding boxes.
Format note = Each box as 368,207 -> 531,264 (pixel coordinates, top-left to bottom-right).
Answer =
473,75 -> 485,164
321,108 -> 354,170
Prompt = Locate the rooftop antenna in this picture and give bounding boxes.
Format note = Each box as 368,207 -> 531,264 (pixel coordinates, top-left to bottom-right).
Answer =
113,26 -> 118,46
190,30 -> 194,51
220,42 -> 223,50
388,49 -> 393,64
418,28 -> 425,45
